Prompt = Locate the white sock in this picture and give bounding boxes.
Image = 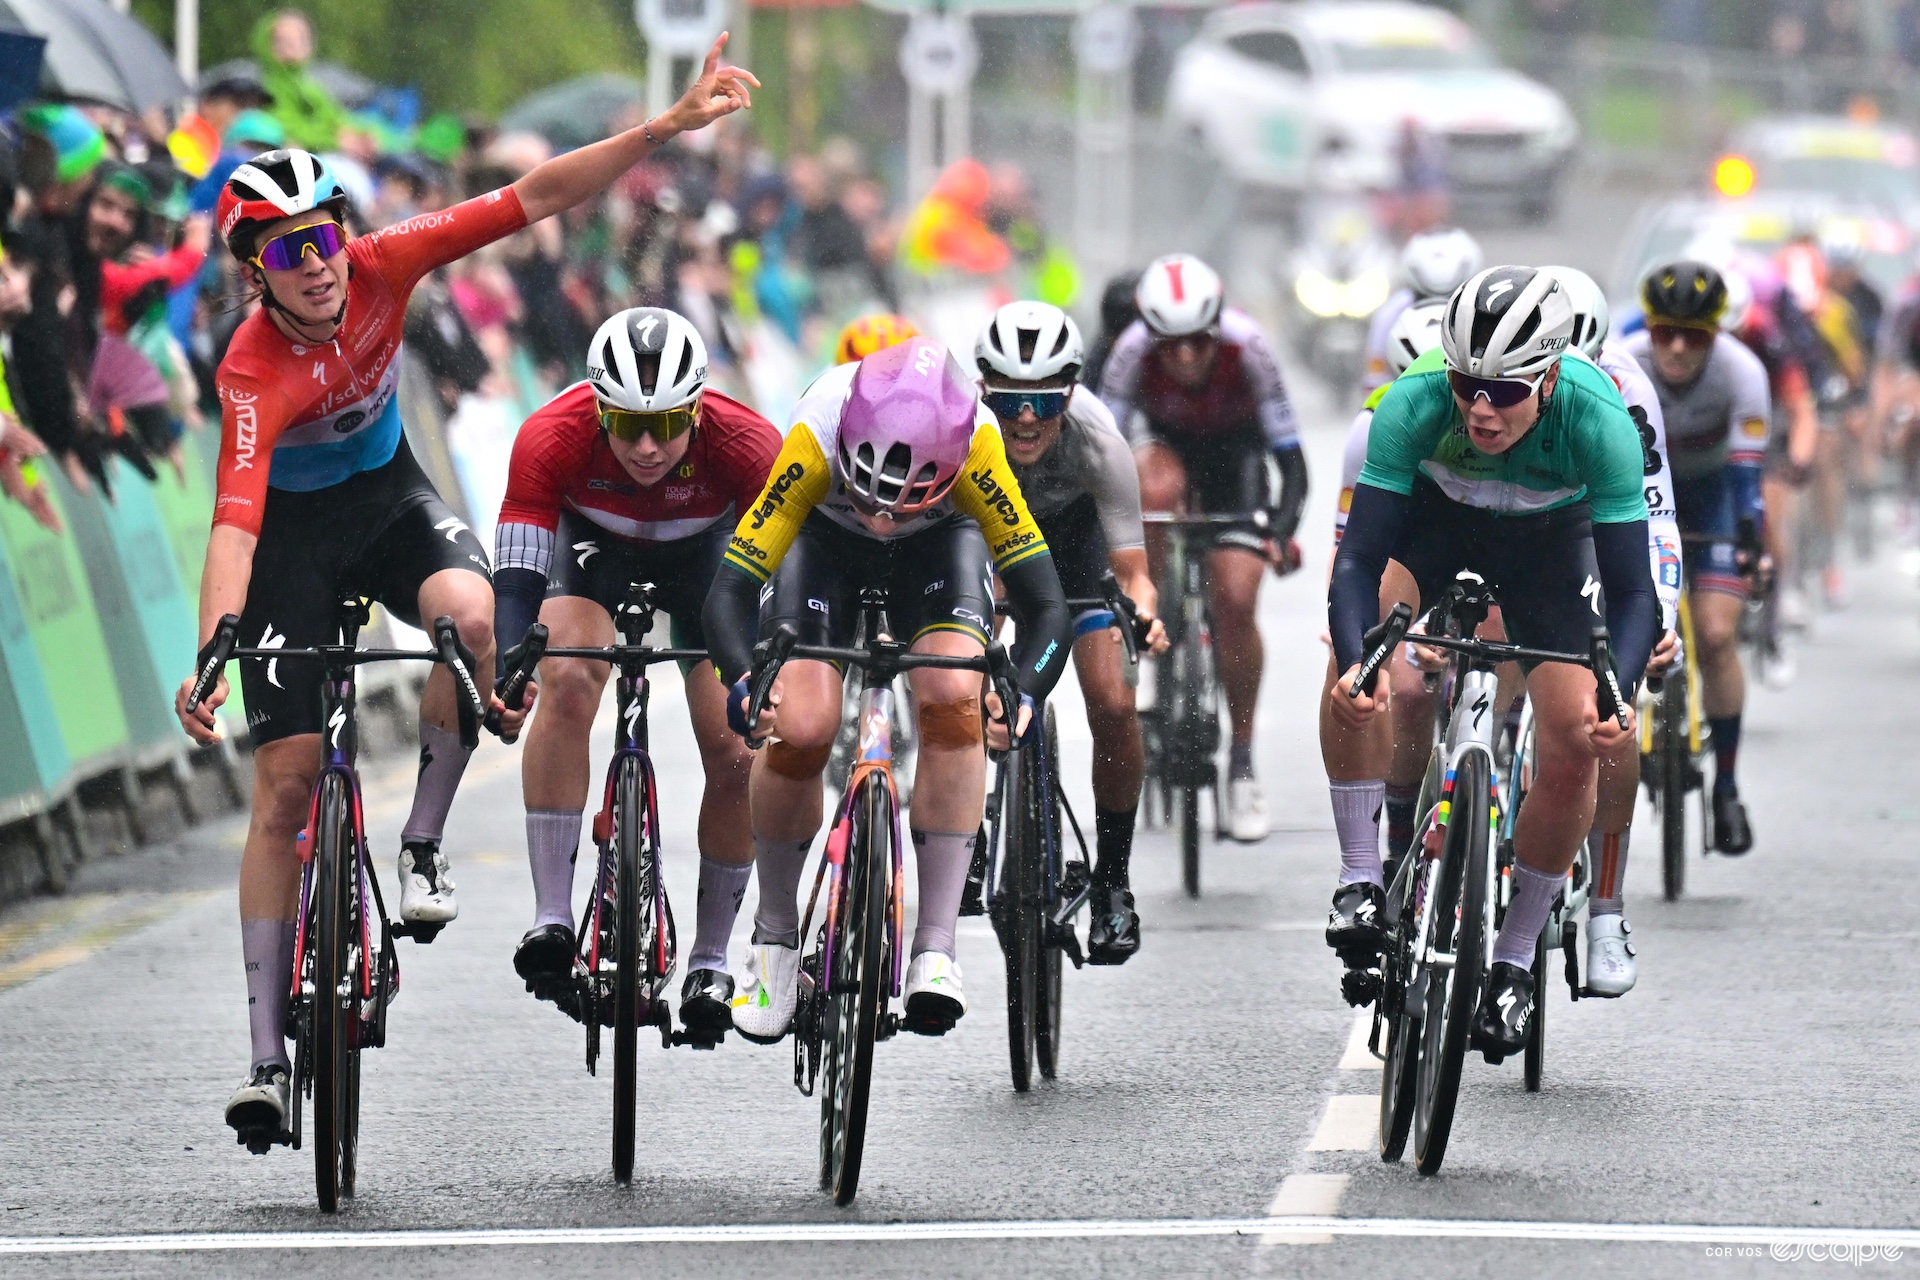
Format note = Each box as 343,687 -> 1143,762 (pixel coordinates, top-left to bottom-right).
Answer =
910,829 -> 975,959
402,720 -> 475,846
690,859 -> 752,973
526,808 -> 581,929
242,919 -> 296,1071
1329,779 -> 1385,887
1588,829 -> 1629,916
1493,862 -> 1563,969
751,835 -> 814,948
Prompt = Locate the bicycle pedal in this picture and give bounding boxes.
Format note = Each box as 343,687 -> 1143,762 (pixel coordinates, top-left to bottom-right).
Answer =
1058,930 -> 1086,971
1340,967 -> 1383,1008
392,920 -> 445,944
671,1027 -> 724,1050
876,1011 -> 900,1041
238,1125 -> 291,1156
1060,860 -> 1091,899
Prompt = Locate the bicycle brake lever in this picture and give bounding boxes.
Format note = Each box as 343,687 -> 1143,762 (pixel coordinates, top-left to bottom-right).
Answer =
487,622 -> 548,740
433,616 -> 484,750
1351,602 -> 1414,699
186,614 -> 241,713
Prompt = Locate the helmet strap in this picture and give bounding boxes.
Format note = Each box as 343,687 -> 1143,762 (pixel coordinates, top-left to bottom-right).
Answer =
258,262 -> 352,342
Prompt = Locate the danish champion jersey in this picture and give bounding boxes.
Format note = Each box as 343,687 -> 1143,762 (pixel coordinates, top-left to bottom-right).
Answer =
495,382 -> 779,547
1097,307 -> 1300,448
212,187 -> 529,534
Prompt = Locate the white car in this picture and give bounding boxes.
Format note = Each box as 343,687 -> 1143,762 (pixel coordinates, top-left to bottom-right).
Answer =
1167,1 -> 1578,217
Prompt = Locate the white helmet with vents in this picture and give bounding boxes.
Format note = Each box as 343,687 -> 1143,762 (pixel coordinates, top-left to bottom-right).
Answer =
1542,265 -> 1610,360
1440,266 -> 1575,380
1135,253 -> 1224,338
975,301 -> 1085,382
1401,227 -> 1483,301
1385,299 -> 1447,377
586,307 -> 709,412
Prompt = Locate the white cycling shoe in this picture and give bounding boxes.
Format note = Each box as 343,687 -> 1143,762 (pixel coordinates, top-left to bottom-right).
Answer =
1584,915 -> 1637,997
225,1063 -> 289,1142
1226,778 -> 1271,843
731,942 -> 800,1043
903,952 -> 966,1035
398,842 -> 458,924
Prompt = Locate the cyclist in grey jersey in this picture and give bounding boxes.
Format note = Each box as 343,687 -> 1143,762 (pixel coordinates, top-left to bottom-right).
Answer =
977,302 -> 1169,965
1624,260 -> 1770,854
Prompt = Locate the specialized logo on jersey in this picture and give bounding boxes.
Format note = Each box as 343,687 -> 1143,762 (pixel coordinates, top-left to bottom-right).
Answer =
436,516 -> 469,544
1581,574 -> 1602,615
574,540 -> 599,568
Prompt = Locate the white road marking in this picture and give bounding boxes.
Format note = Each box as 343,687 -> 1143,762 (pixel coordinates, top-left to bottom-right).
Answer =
1260,1175 -> 1350,1245
4,1218 -> 1917,1255
1337,1010 -> 1380,1071
1306,1095 -> 1378,1152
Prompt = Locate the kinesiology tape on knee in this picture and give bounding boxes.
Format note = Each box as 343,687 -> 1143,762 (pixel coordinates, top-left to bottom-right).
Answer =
918,696 -> 983,749
764,738 -> 833,780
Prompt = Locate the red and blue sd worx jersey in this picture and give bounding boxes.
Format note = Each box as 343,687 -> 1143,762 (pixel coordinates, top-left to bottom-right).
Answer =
212,187 -> 529,535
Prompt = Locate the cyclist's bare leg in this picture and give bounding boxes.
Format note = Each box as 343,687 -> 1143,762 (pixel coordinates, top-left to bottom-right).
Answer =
905,629 -> 989,958
1495,661 -> 1604,966
1587,729 -> 1639,917
403,568 -> 498,855
1763,473 -> 1798,591
1134,442 -> 1187,581
684,658 -> 756,973
1075,626 -> 1143,893
238,734 -> 320,1070
747,657 -> 841,943
1208,544 -> 1266,768
1811,426 -> 1845,583
1692,584 -> 1748,804
518,596 -> 613,927
1320,574 -> 1417,895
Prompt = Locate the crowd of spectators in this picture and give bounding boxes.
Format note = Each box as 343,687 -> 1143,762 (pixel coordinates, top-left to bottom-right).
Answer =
0,7 -> 1067,536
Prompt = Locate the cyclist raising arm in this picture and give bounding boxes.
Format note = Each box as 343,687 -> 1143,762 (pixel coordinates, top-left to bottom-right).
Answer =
1325,267 -> 1657,1062
175,37 -> 756,1145
1099,254 -> 1309,841
975,301 -> 1169,965
492,308 -> 779,1041
703,338 -> 1071,1040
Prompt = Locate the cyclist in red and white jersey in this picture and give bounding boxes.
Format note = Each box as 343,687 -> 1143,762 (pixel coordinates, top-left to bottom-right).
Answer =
493,308 -> 779,1041
173,39 -> 756,1145
1099,254 -> 1309,841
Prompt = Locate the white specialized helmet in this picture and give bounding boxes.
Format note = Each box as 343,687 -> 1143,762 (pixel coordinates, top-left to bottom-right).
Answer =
1440,265 -> 1575,380
1541,265 -> 1609,360
1401,228 -> 1483,301
1385,299 -> 1448,377
976,301 -> 1085,382
586,307 -> 709,412
1135,253 -> 1224,337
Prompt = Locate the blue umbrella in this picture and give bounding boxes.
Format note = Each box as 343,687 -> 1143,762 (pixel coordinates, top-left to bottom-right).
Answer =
0,29 -> 45,112
0,0 -> 186,113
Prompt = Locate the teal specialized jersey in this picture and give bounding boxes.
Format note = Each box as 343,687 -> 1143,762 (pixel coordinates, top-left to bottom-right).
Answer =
1358,346 -> 1649,525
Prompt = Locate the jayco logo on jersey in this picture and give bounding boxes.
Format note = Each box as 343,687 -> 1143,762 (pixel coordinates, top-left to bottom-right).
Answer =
229,391 -> 260,470
750,463 -> 807,530
968,469 -> 1020,526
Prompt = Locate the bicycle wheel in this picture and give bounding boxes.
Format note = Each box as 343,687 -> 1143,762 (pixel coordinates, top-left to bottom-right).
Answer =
1035,708 -> 1064,1082
1413,750 -> 1490,1176
1659,675 -> 1687,903
1000,742 -> 1039,1093
311,772 -> 354,1213
611,754 -> 642,1184
1378,871 -> 1421,1162
1523,937 -> 1547,1093
820,776 -> 891,1205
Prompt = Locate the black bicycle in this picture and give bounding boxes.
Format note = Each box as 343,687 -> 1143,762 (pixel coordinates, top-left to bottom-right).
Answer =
1360,577 -> 1626,1176
188,598 -> 495,1213
747,590 -> 1019,1204
1140,513 -> 1248,897
987,572 -> 1150,1092
531,582 -> 718,1183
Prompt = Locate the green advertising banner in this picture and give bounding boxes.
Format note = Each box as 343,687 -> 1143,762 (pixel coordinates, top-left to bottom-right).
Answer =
0,528 -> 73,824
0,468 -> 129,775
58,460 -> 199,764
157,427 -> 246,730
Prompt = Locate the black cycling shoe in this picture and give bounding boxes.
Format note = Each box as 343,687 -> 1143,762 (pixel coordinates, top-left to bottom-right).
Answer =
678,968 -> 735,1046
1469,960 -> 1536,1065
1325,881 -> 1389,960
514,923 -> 581,1020
1086,882 -> 1141,966
1713,785 -> 1754,854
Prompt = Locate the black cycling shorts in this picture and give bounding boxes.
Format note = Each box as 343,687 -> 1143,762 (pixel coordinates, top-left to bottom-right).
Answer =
548,510 -> 725,656
1035,493 -> 1116,637
758,512 -> 996,654
1147,420 -> 1268,553
238,441 -> 490,746
1392,477 -> 1606,668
